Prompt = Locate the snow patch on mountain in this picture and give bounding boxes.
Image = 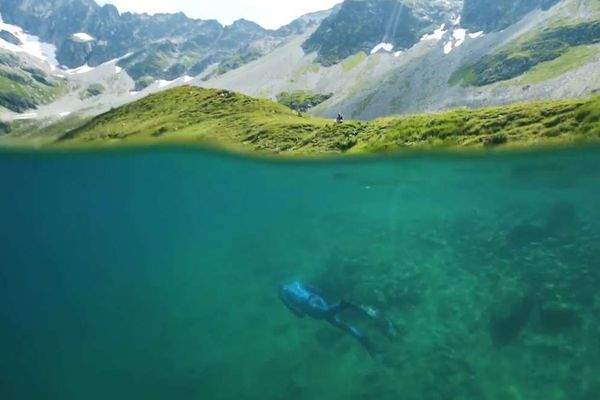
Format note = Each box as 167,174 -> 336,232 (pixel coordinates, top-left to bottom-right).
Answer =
443,34 -> 465,54
0,14 -> 58,68
421,25 -> 447,41
469,31 -> 484,39
72,32 -> 95,43
13,113 -> 37,120
370,42 -> 394,55
157,79 -> 175,88
417,19 -> 483,55
442,27 -> 482,54
65,64 -> 94,74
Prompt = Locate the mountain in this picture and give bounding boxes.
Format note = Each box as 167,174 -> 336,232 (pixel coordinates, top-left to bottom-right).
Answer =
1,0 -> 600,132
303,0 -> 462,66
0,0 -> 325,91
200,0 -> 600,120
462,0 -> 561,32
0,14 -> 67,113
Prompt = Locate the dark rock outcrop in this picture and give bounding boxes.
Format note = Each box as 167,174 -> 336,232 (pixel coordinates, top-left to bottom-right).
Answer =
303,0 -> 426,66
0,29 -> 21,45
462,0 -> 561,32
302,0 -> 462,66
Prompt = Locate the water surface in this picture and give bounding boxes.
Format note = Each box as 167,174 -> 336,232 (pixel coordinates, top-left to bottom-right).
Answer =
1,148 -> 599,400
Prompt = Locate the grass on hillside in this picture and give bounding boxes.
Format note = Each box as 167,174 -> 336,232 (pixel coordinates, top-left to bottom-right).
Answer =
294,63 -> 321,78
341,52 -> 368,73
451,20 -> 600,87
513,45 -> 599,86
276,91 -> 333,112
54,86 -> 600,155
1,115 -> 88,147
586,0 -> 600,13
79,83 -> 106,100
59,87 -> 339,152
0,67 -> 65,113
353,98 -> 600,152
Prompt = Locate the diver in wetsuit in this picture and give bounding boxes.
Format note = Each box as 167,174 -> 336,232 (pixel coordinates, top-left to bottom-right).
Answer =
279,281 -> 386,358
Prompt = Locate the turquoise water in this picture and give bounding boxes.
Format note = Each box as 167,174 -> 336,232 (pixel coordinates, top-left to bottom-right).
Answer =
1,148 -> 599,400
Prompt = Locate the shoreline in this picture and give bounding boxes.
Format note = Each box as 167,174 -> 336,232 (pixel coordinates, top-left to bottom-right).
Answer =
1,138 -> 599,165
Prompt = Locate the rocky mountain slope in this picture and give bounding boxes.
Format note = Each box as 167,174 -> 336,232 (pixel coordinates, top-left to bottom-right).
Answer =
1,0 -> 600,134
303,0 -> 462,66
202,0 -> 600,120
462,0 -> 561,31
0,0 -> 327,91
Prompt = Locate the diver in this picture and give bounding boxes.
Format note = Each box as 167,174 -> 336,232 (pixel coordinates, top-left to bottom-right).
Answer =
279,281 -> 396,358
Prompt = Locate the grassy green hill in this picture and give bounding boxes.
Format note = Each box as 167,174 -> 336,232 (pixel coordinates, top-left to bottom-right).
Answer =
0,54 -> 66,113
451,20 -> 600,87
54,86 -> 600,155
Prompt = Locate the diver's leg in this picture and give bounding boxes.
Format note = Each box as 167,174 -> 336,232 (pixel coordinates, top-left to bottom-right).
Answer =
328,315 -> 377,358
335,302 -> 398,340
325,299 -> 361,317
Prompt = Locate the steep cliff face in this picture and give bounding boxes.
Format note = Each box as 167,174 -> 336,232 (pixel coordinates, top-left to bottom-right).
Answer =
302,0 -> 462,66
462,0 -> 561,32
0,0 -> 99,42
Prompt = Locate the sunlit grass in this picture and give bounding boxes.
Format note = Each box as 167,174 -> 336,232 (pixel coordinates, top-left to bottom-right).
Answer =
515,45 -> 600,85
52,86 -> 600,155
451,20 -> 600,86
341,52 -> 368,73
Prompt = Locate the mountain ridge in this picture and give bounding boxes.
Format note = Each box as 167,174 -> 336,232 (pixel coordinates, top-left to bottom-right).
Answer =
1,0 -> 600,135
0,0 -> 328,90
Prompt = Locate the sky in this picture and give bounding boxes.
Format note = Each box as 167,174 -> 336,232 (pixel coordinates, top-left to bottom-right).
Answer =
96,0 -> 342,29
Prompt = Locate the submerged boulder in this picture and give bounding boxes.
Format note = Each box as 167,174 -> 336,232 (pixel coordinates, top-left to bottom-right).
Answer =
489,292 -> 535,345
538,302 -> 580,333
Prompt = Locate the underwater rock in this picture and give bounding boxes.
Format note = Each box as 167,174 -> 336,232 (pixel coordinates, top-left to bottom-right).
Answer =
538,302 -> 580,333
490,293 -> 535,346
506,223 -> 548,247
545,201 -> 578,239
506,202 -> 579,248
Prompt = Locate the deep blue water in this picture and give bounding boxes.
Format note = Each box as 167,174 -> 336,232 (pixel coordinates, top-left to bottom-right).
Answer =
1,148 -> 600,400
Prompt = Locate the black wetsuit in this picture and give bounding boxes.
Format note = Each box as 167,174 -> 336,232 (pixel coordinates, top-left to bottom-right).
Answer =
278,281 -> 376,357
